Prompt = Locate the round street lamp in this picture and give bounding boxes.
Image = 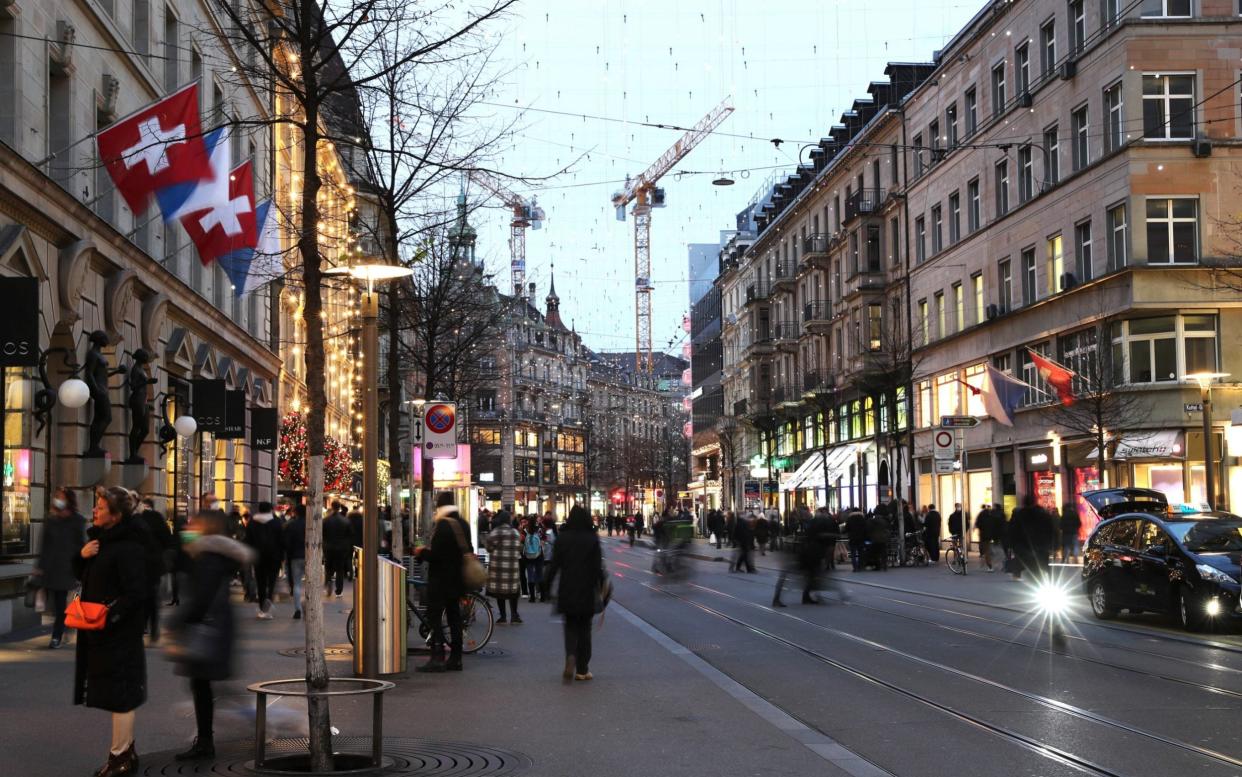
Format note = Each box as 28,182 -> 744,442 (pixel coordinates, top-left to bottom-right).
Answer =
57,378 -> 91,409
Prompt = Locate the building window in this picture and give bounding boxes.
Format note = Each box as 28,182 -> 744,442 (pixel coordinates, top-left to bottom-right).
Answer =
890,217 -> 901,267
1022,345 -> 1053,405
936,372 -> 961,417
868,304 -> 883,351
934,291 -> 945,340
1103,81 -> 1124,153
1104,0 -> 1123,27
1146,197 -> 1198,263
1060,327 -> 1099,395
918,299 -> 929,346
1116,316 -> 1178,383
929,119 -> 941,156
1107,203 -> 1128,269
972,273 -> 983,325
1040,17 -> 1057,78
1,368 -> 33,555
1043,124 -> 1060,185
865,224 -> 881,271
1183,314 -> 1220,375
967,178 -> 980,232
913,134 -> 925,177
1075,221 -> 1094,282
915,216 -> 926,264
163,6 -> 179,90
1047,234 -> 1064,294
1018,145 -> 1034,202
931,205 -> 943,254
965,87 -> 978,136
889,144 -> 899,185
948,192 -> 961,244
133,0 -> 151,57
1016,42 -> 1031,94
917,380 -> 933,427
952,282 -> 964,332
946,103 -> 958,147
991,62 -> 1007,118
1072,105 -> 1090,170
999,259 -> 1013,311
1141,0 -> 1192,18
1069,0 -> 1086,53
1142,73 -> 1195,140
995,160 -> 1010,216
1021,247 -> 1037,305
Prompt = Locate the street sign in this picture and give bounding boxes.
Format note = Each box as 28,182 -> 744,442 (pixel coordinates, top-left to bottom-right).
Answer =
422,402 -> 458,459
0,277 -> 38,367
934,459 -> 958,474
251,407 -> 277,450
933,429 -> 957,460
410,413 -> 425,446
192,379 -> 226,433
939,415 -> 979,428
1185,402 -> 1203,413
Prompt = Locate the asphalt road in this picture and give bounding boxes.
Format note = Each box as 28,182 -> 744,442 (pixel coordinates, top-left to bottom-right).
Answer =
602,537 -> 1242,777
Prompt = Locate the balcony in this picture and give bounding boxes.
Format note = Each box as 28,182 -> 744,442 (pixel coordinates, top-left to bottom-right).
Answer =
844,188 -> 885,222
772,258 -> 798,291
772,319 -> 800,351
802,370 -> 835,398
744,279 -> 772,306
802,301 -> 832,333
842,267 -> 887,300
742,326 -> 775,358
773,383 -> 802,409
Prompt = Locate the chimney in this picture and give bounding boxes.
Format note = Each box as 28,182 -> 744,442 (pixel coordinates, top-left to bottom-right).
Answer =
527,281 -> 536,302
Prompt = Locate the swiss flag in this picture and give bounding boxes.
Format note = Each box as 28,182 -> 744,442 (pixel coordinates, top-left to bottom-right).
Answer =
96,83 -> 212,213
181,161 -> 257,266
1028,349 -> 1076,406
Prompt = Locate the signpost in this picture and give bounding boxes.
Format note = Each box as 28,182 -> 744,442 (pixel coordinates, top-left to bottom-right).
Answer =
939,417 -> 975,573
939,415 -> 979,428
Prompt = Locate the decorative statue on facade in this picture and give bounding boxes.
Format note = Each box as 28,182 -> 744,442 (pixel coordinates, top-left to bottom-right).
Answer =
83,330 -> 123,457
125,348 -> 158,463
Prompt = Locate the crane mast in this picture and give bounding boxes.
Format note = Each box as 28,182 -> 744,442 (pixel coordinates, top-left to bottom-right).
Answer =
468,170 -> 544,299
612,98 -> 734,373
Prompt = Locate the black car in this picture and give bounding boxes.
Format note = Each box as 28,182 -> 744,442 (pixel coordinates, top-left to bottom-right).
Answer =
1081,488 -> 1242,631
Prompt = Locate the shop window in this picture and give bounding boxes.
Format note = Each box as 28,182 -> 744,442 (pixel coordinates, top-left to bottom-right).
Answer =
864,397 -> 876,437
1146,198 -> 1198,263
2,368 -> 33,555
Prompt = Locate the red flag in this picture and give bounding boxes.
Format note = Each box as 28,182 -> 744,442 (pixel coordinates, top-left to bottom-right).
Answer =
181,161 -> 257,266
95,83 -> 211,212
1028,349 -> 1076,406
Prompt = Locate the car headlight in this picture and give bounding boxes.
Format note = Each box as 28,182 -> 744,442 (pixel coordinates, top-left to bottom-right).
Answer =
1195,563 -> 1237,586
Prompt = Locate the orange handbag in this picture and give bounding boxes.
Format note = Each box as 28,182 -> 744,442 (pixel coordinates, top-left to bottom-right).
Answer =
65,595 -> 110,631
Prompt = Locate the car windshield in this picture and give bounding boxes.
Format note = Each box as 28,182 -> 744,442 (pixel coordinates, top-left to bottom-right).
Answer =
1167,521 -> 1242,553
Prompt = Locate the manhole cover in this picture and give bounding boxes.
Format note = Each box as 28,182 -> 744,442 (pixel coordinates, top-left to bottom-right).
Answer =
278,645 -> 353,659
139,737 -> 530,775
474,647 -> 507,658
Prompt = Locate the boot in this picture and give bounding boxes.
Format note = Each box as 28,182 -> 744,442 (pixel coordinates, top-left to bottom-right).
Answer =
416,654 -> 447,673
95,742 -> 139,777
445,653 -> 463,671
802,594 -> 820,605
174,737 -> 215,761
771,597 -> 787,608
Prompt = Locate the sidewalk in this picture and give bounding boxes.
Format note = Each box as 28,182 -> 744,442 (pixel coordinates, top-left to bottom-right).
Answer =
1,580 -> 836,776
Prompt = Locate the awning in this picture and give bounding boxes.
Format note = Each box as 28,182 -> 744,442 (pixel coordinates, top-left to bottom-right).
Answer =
783,446 -> 856,491
1087,430 -> 1183,461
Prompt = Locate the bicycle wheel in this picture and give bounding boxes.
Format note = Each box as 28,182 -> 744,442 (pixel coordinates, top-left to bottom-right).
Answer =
946,547 -> 966,575
456,593 -> 494,653
345,609 -> 356,645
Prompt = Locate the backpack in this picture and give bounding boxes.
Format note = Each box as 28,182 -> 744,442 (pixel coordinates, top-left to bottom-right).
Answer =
523,531 -> 542,559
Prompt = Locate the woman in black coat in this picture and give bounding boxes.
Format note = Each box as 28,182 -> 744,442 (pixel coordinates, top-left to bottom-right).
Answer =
413,492 -> 472,672
73,487 -> 147,777
171,509 -> 255,761
35,487 -> 87,648
544,505 -> 606,682
1008,495 -> 1056,582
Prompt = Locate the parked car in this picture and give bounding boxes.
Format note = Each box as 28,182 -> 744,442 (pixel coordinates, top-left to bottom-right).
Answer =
1081,488 -> 1242,631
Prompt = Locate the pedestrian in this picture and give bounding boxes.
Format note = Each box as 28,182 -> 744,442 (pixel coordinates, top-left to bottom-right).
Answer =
725,510 -> 737,548
948,503 -> 964,544
485,510 -> 522,624
244,502 -> 283,618
1008,494 -> 1056,581
135,497 -> 171,643
976,504 -> 999,572
845,508 -> 867,571
522,520 -> 545,602
517,517 -> 531,597
865,511 -> 890,571
348,505 -> 365,559
773,507 -> 833,606
1060,499 -> 1082,563
323,503 -> 352,599
170,509 -> 255,761
413,492 -> 472,672
753,511 -> 770,556
34,487 -> 87,648
543,505 -> 608,682
731,512 -> 756,573
540,522 -> 556,600
74,487 -> 148,777
923,504 -> 942,563
625,513 -> 637,546
283,504 -> 306,619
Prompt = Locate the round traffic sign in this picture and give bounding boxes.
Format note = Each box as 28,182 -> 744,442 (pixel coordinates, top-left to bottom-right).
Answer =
425,404 -> 456,434
934,430 -> 954,449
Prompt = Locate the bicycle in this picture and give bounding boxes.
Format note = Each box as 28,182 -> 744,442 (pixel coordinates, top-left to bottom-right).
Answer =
901,533 -> 930,567
943,536 -> 966,575
345,579 -> 494,653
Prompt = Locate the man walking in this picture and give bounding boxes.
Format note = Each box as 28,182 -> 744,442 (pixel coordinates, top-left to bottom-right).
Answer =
244,502 -> 284,618
731,512 -> 756,573
283,504 -> 306,618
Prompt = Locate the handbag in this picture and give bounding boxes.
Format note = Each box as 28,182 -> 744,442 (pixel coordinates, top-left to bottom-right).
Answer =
65,595 -> 110,631
447,518 -> 487,590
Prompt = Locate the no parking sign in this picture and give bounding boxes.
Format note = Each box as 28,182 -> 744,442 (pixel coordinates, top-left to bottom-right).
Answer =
423,402 -> 458,459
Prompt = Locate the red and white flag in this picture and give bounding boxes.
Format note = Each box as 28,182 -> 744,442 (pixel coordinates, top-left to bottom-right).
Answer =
1028,349 -> 1076,406
181,161 -> 257,266
96,82 -> 212,212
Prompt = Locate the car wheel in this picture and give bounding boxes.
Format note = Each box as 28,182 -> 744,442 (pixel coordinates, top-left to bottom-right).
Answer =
1178,586 -> 1207,633
1089,580 -> 1118,619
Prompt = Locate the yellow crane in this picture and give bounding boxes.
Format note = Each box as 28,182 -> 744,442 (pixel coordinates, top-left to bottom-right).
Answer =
612,98 -> 734,373
468,170 -> 545,299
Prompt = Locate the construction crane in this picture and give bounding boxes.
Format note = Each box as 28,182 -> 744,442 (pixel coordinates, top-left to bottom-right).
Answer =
468,170 -> 545,299
612,97 -> 734,373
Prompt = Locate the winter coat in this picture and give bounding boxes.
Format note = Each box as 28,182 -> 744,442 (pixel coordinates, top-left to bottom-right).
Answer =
283,515 -> 306,561
923,510 -> 942,543
73,517 -> 148,713
485,521 -> 522,596
1059,505 -> 1082,542
37,511 -> 87,591
733,517 -> 754,550
948,510 -> 964,538
845,511 -> 868,543
1009,505 -> 1056,567
349,512 -> 365,550
244,512 -> 284,566
175,534 -> 255,681
753,517 -> 770,544
544,526 -> 605,617
420,505 -> 473,604
323,511 -> 352,554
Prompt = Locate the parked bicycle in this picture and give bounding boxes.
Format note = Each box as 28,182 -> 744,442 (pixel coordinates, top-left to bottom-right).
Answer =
901,533 -> 930,567
943,535 -> 967,575
345,577 -> 494,653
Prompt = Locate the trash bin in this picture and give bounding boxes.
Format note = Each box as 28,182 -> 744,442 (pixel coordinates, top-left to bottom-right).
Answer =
354,548 -> 407,675
668,520 -> 695,543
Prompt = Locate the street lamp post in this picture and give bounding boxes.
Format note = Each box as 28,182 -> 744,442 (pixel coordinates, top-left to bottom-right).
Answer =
1188,372 -> 1230,510
328,259 -> 413,679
